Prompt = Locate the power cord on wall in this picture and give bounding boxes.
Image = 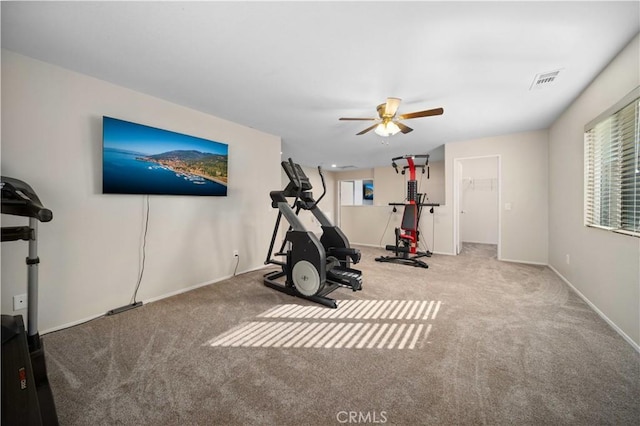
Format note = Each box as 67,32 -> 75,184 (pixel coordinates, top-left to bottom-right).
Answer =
233,252 -> 240,276
131,194 -> 150,304
106,195 -> 149,316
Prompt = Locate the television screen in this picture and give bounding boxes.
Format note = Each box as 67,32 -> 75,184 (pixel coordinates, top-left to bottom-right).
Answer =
102,116 -> 228,196
363,180 -> 374,200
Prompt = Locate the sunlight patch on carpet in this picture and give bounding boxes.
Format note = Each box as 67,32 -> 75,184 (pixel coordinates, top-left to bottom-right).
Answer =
206,300 -> 440,350
258,300 -> 441,320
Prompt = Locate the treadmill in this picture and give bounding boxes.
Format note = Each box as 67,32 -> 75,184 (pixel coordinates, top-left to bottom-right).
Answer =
1,176 -> 59,425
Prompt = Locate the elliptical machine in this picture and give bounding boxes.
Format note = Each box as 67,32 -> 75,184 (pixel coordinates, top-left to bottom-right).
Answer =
264,159 -> 363,308
375,155 -> 440,268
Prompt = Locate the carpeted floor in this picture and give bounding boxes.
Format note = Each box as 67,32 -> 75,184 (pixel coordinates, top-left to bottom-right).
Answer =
42,244 -> 640,425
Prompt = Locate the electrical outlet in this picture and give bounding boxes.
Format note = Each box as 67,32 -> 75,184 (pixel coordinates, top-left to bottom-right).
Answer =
13,294 -> 27,310
233,250 -> 239,257
566,254 -> 570,265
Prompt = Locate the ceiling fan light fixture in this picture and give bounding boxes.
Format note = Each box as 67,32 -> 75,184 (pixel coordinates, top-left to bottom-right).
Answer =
374,121 -> 401,137
340,97 -> 443,136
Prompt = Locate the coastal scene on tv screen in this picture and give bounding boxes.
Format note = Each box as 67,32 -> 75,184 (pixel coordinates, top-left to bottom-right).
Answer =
103,117 -> 228,196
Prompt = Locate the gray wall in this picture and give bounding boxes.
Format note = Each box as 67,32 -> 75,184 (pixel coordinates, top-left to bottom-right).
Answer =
336,133 -> 549,266
444,130 -> 549,263
548,34 -> 640,348
336,131 -> 549,264
1,50 -> 282,332
336,161 -> 444,253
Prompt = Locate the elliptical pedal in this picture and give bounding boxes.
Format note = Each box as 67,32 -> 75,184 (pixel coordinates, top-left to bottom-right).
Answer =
327,267 -> 363,291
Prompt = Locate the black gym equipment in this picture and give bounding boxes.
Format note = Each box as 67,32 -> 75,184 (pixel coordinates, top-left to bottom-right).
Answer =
375,155 -> 440,268
264,159 -> 363,308
1,176 -> 59,425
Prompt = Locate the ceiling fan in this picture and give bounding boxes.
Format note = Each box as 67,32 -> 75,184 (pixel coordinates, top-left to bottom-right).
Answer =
339,97 -> 444,137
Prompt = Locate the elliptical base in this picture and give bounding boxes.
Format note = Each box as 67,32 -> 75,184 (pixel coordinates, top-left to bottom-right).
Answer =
263,270 -> 338,308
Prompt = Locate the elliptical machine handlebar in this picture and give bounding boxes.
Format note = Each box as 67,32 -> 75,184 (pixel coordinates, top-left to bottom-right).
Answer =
308,165 -> 326,209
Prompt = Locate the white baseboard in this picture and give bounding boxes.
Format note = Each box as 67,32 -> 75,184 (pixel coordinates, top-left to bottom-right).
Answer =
142,263 -> 270,305
462,240 -> 499,245
352,242 -> 384,248
548,264 -> 640,353
499,257 -> 548,266
354,242 -> 450,255
142,277 -> 225,305
42,264 -> 270,335
42,312 -> 105,335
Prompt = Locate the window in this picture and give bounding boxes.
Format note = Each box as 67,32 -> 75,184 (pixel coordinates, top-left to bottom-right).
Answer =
584,87 -> 639,236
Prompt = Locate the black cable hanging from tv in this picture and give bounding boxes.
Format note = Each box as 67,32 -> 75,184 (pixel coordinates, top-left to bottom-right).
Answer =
106,195 -> 149,315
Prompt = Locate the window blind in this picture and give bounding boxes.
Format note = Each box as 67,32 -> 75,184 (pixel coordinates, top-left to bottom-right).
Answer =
584,90 -> 639,236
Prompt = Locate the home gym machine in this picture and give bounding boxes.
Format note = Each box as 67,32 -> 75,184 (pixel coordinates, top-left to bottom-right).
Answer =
375,155 -> 439,268
264,159 -> 363,308
1,176 -> 59,425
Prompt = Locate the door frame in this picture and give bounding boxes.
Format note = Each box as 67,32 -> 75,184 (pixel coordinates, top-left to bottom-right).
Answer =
453,155 -> 502,259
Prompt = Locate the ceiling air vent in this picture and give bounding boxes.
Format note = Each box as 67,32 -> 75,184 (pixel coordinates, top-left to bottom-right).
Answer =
335,165 -> 356,169
530,69 -> 562,90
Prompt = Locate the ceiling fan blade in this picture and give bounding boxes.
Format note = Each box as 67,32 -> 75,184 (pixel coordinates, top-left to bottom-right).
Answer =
384,97 -> 401,117
396,121 -> 413,134
399,107 -> 444,120
356,123 -> 379,135
339,117 -> 377,121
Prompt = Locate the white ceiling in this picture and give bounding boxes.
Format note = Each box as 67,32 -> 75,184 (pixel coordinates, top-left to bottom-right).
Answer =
2,1 -> 639,168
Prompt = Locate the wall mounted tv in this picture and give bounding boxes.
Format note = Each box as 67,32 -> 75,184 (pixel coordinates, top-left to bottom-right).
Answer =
102,116 -> 228,196
363,180 -> 374,200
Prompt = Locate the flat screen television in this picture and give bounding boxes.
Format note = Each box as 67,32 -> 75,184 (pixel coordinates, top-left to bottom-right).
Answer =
363,180 -> 374,200
102,116 -> 228,196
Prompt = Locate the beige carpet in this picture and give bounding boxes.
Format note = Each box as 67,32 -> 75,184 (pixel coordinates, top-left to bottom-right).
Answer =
42,244 -> 640,425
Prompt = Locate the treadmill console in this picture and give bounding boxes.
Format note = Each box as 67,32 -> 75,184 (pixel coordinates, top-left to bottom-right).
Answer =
1,177 -> 52,222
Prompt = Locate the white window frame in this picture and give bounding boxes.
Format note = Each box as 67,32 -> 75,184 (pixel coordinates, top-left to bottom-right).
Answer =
584,87 -> 640,238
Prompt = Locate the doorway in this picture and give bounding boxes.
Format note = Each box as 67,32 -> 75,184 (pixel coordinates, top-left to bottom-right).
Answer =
453,156 -> 501,258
